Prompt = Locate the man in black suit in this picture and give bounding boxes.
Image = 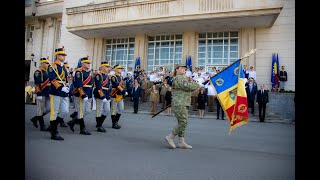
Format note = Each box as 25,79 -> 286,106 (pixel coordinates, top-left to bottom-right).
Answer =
256,84 -> 269,122
245,77 -> 258,114
132,79 -> 141,113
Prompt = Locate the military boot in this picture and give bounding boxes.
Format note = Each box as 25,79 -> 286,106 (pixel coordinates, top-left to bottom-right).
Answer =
115,113 -> 122,128
164,132 -> 176,149
46,125 -> 52,131
70,111 -> 77,119
177,137 -> 192,149
30,116 -> 39,128
79,118 -> 91,135
50,120 -> 64,141
56,116 -> 68,127
38,116 -> 47,131
67,118 -> 78,132
111,115 -> 120,129
97,115 -> 107,132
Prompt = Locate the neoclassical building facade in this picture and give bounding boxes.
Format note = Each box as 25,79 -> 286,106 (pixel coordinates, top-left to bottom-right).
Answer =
25,0 -> 295,90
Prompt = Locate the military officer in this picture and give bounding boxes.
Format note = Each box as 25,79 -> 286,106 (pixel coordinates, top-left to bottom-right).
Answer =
110,64 -> 127,129
67,56 -> 92,135
164,64 -> 199,149
47,47 -> 70,140
30,57 -> 51,131
279,65 -> 288,92
93,62 -> 112,132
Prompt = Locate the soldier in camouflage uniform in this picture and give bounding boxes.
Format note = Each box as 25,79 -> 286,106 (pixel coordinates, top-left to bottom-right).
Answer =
164,64 -> 199,149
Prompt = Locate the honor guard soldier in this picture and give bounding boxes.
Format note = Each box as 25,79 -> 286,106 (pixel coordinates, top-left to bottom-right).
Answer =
164,64 -> 199,149
67,56 -> 92,135
47,47 -> 70,140
110,64 -> 127,129
30,57 -> 51,131
93,62 -> 112,132
279,65 -> 288,92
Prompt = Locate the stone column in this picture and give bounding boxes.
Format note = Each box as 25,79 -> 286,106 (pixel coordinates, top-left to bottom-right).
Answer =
134,34 -> 147,70
240,28 -> 256,68
92,38 -> 104,70
182,31 -> 197,68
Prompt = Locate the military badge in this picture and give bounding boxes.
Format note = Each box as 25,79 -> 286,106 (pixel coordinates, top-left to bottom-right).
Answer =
215,78 -> 224,86
238,104 -> 247,113
234,67 -> 240,76
96,75 -> 99,80
49,67 -> 53,72
229,88 -> 237,101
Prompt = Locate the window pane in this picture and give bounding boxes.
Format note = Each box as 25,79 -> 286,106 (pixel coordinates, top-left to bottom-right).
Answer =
213,52 -> 222,58
230,31 -> 238,37
198,53 -> 206,58
207,33 -> 212,38
199,40 -> 206,46
107,40 -> 112,44
213,46 -> 223,51
224,32 -> 229,37
129,37 -> 135,42
161,35 -> 165,40
198,46 -> 206,52
230,46 -> 237,51
213,59 -> 222,64
212,32 -> 218,38
156,36 -> 160,41
176,34 -> 182,39
199,33 -> 206,38
148,36 -> 154,41
230,39 -> 238,45
230,52 -> 238,58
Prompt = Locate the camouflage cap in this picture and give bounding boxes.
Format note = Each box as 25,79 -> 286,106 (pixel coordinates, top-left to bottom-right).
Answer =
174,63 -> 187,69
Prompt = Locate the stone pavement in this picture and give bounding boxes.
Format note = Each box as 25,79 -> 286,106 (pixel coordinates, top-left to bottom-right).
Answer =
25,103 -> 295,180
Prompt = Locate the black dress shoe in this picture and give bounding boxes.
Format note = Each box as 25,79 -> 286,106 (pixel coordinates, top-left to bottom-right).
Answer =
112,124 -> 121,129
216,117 -> 219,120
97,126 -> 106,132
51,132 -> 64,141
80,128 -> 91,135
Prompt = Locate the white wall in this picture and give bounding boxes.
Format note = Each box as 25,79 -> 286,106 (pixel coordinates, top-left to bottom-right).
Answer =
60,0 -> 96,69
255,0 -> 295,91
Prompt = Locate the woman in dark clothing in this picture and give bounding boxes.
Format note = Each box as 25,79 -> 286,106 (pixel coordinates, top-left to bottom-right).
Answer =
197,88 -> 206,118
165,86 -> 172,115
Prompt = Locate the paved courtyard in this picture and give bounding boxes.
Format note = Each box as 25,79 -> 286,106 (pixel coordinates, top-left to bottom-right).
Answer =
25,104 -> 295,180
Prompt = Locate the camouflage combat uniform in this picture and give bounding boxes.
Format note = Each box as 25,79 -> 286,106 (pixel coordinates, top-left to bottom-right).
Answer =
171,74 -> 199,137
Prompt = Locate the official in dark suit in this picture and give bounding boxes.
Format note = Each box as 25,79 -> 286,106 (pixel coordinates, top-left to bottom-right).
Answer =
245,77 -> 258,114
256,84 -> 269,122
132,79 -> 141,113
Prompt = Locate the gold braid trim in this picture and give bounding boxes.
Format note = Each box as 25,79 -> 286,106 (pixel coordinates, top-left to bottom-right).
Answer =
35,85 -> 41,93
117,86 -> 124,92
52,79 -> 61,89
78,88 -> 85,97
98,89 -> 104,98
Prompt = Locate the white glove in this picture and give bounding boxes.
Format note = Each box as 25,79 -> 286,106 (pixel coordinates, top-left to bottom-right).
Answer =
83,97 -> 89,101
102,98 -> 107,103
125,92 -> 128,96
36,96 -> 42,100
61,86 -> 70,93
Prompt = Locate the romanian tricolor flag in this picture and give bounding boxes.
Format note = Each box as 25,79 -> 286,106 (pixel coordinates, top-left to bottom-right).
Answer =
210,59 -> 249,135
